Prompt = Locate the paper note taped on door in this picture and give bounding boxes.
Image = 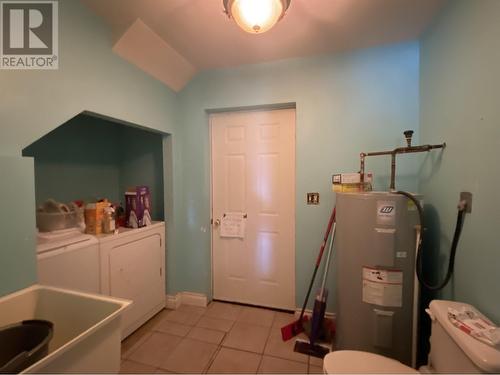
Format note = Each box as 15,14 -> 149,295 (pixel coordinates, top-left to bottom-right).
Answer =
220,212 -> 246,238
362,267 -> 403,307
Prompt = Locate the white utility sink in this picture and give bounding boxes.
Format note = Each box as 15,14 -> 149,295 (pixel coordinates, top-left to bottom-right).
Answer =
0,285 -> 131,373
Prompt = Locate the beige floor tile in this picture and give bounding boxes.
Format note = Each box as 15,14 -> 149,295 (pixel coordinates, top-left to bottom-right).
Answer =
128,332 -> 182,367
264,336 -> 309,364
207,347 -> 262,374
160,338 -> 218,373
177,304 -> 207,315
120,359 -> 157,373
205,301 -> 242,320
237,306 -> 276,327
258,355 -> 308,374
309,355 -> 323,367
222,322 -> 270,354
164,308 -> 203,326
273,311 -> 296,328
271,321 -> 297,341
308,364 -> 323,374
140,309 -> 171,331
269,320 -> 308,341
154,319 -> 192,337
197,315 -> 235,332
187,326 -> 226,344
121,326 -> 153,359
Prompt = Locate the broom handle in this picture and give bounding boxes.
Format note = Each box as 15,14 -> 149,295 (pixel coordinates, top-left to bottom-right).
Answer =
299,207 -> 336,321
320,222 -> 336,293
315,207 -> 336,267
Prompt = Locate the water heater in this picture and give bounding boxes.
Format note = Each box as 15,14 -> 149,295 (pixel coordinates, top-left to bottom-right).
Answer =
335,192 -> 420,367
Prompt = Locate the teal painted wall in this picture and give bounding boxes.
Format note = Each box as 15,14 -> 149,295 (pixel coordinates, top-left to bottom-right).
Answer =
174,42 -> 421,309
0,0 -> 177,157
119,125 -> 165,220
0,157 -> 37,296
0,0 -> 178,296
23,114 -> 165,220
23,115 -> 122,205
419,0 -> 500,323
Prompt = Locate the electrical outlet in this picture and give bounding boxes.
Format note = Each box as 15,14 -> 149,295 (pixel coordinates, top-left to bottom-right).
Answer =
460,192 -> 472,213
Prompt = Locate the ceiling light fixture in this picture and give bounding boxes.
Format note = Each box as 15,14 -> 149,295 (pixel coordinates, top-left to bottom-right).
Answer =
223,0 -> 291,34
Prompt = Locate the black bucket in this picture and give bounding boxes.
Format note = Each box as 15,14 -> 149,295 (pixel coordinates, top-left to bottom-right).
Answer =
0,320 -> 54,373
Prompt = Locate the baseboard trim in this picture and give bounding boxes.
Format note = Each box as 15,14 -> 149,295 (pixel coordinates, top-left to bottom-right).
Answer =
181,292 -> 208,307
165,294 -> 181,310
165,292 -> 208,309
167,293 -> 333,317
294,308 -> 336,320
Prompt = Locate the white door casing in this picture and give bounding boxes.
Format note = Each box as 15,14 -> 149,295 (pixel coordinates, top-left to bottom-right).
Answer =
211,108 -> 296,310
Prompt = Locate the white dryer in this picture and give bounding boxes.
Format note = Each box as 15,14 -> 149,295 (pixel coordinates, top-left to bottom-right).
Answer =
36,229 -> 101,294
99,222 -> 166,338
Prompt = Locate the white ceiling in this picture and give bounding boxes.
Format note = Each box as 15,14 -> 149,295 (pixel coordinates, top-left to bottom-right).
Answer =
82,0 -> 446,91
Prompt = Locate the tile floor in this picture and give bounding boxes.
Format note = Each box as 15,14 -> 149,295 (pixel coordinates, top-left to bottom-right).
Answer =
120,302 -> 324,374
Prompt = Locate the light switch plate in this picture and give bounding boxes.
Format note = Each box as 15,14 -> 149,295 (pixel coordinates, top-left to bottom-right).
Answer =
307,192 -> 320,205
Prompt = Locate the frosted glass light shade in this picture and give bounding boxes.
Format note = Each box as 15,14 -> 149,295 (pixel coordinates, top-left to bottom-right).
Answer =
225,0 -> 290,34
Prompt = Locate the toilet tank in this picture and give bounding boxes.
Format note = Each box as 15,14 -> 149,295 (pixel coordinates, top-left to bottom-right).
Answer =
426,300 -> 500,373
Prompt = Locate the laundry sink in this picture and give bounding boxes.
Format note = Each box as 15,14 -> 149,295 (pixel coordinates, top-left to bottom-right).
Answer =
0,285 -> 131,373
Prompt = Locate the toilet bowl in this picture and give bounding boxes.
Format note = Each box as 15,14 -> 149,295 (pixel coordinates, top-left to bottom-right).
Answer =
324,350 -> 418,374
324,300 -> 500,374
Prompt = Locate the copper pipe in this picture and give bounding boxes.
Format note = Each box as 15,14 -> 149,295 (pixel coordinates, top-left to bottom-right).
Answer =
360,153 -> 366,185
391,153 -> 396,190
359,142 -> 446,191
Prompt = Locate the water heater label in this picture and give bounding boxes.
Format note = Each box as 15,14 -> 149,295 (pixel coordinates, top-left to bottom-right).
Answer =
376,200 -> 396,225
362,267 -> 403,307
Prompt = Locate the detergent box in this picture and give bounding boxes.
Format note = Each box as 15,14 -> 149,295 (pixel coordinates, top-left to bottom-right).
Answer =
332,172 -> 373,192
125,186 -> 152,228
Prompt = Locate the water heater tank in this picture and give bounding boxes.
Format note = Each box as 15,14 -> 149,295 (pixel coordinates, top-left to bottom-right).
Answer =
335,192 -> 420,366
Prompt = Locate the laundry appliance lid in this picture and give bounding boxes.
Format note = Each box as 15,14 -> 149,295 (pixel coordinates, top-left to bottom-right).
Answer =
36,229 -> 97,254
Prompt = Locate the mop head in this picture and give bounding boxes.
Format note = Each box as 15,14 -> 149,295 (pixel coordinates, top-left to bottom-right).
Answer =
294,338 -> 332,358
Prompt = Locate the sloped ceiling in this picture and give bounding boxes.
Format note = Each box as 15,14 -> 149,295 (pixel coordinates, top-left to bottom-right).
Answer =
82,0 -> 446,91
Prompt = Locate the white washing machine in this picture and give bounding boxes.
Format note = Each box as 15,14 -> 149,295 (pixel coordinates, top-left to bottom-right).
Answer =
36,223 -> 166,339
37,229 -> 101,294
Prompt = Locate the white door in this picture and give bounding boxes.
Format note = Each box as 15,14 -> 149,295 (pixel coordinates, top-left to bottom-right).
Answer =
211,108 -> 295,310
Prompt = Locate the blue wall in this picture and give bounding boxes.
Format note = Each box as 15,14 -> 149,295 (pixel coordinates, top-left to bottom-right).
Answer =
174,42 -> 421,309
0,157 -> 37,296
23,115 -> 122,205
0,0 -> 178,296
23,114 -> 165,220
119,125 -> 165,220
419,0 -> 500,323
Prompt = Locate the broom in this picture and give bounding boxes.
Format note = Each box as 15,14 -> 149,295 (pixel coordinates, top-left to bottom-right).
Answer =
294,220 -> 336,358
281,206 -> 336,341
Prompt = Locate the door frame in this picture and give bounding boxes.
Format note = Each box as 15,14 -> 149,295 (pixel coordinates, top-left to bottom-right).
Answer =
208,104 -> 297,307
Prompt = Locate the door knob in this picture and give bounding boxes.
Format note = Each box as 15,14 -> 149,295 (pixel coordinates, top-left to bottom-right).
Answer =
214,218 -> 221,226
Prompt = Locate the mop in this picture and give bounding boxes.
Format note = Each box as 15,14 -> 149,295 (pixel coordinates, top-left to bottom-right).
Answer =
294,219 -> 336,358
281,207 -> 336,341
